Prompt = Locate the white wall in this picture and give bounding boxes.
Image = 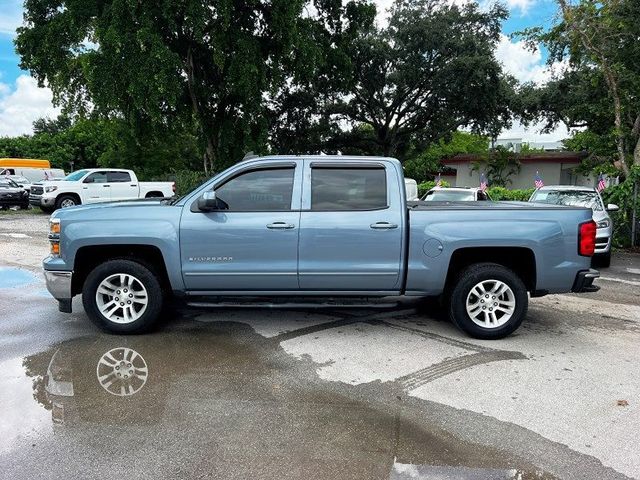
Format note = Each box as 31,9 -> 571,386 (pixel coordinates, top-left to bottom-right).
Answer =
448,162 -> 594,189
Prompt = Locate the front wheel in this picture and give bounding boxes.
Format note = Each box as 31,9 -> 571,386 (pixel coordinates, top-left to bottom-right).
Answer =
55,194 -> 80,210
82,259 -> 164,334
592,251 -> 611,268
448,263 -> 528,340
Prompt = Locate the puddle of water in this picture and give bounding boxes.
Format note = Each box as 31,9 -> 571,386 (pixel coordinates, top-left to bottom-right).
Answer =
1,326 -> 557,479
0,267 -> 40,289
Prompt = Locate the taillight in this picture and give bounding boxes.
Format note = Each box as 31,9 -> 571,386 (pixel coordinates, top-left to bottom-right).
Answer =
578,220 -> 596,256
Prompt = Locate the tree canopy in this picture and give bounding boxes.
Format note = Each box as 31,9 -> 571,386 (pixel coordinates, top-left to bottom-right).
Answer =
14,0 -> 518,174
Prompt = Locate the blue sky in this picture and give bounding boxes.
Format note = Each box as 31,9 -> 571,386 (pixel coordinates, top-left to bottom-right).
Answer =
0,0 -> 562,139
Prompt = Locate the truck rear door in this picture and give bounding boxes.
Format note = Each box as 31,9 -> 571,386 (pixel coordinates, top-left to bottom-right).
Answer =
107,171 -> 138,201
298,160 -> 404,291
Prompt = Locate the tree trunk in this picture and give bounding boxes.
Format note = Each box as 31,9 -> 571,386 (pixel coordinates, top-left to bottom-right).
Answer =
632,114 -> 640,167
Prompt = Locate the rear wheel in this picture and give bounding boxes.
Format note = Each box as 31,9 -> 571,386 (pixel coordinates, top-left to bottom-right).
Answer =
82,259 -> 164,334
448,263 -> 528,339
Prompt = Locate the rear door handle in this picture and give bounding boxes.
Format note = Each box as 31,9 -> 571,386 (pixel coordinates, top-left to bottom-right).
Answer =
267,222 -> 295,230
370,222 -> 398,229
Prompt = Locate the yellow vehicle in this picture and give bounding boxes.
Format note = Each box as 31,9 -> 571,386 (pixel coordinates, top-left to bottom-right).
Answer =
0,158 -> 51,169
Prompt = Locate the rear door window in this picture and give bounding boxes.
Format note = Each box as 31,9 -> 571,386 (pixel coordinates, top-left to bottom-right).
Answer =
107,171 -> 132,183
311,167 -> 387,210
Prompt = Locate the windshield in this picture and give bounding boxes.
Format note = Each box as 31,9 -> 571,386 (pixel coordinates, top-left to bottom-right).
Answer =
530,189 -> 603,211
64,170 -> 89,181
0,179 -> 19,188
422,189 -> 475,201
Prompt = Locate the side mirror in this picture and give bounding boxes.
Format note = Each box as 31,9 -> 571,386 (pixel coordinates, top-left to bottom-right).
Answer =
606,203 -> 619,212
197,190 -> 219,211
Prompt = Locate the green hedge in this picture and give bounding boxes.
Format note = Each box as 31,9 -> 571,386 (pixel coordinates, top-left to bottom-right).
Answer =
417,180 -> 451,197
487,187 -> 535,201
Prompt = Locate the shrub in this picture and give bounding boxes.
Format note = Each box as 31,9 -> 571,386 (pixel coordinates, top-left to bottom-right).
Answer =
487,187 -> 534,201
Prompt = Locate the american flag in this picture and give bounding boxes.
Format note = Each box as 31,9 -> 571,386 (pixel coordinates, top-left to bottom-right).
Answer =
435,173 -> 442,187
479,173 -> 488,192
596,174 -> 606,192
534,171 -> 544,188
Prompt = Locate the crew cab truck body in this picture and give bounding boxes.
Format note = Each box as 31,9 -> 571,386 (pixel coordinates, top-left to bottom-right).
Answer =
43,156 -> 599,339
30,168 -> 175,212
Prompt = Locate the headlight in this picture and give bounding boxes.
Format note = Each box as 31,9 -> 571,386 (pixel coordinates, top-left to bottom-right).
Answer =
596,219 -> 610,228
49,218 -> 61,256
45,186 -> 58,193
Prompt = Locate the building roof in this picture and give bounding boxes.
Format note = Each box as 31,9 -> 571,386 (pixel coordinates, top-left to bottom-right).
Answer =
441,151 -> 587,165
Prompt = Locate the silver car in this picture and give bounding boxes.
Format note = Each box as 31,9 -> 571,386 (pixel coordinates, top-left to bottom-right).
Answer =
529,185 -> 618,267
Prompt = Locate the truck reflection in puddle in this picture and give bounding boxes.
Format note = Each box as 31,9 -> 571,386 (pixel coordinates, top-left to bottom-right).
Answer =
23,325 -> 554,479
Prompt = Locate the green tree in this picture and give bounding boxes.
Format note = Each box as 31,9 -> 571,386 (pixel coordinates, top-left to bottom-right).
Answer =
518,0 -> 640,175
16,0 -> 325,174
323,0 -> 513,160
404,131 -> 489,182
471,145 -> 521,187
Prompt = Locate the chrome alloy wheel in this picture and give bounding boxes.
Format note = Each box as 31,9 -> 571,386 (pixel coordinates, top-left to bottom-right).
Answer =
96,347 -> 148,396
95,273 -> 149,324
465,279 -> 516,329
60,198 -> 76,208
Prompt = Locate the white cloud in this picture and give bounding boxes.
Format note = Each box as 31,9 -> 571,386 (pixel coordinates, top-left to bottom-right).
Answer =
504,0 -> 536,14
0,0 -> 23,36
495,34 -> 551,84
0,75 -> 61,136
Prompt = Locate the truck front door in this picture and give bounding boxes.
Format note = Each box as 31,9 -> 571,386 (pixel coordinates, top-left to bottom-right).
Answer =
180,161 -> 302,291
82,171 -> 111,203
298,161 -> 404,291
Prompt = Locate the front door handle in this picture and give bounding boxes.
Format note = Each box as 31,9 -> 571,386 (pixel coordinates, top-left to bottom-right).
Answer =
370,222 -> 398,229
103,184 -> 110,188
267,222 -> 295,230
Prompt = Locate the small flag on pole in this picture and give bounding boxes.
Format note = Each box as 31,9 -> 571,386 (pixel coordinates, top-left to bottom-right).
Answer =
479,173 -> 488,192
435,173 -> 442,187
596,174 -> 606,192
534,171 -> 544,188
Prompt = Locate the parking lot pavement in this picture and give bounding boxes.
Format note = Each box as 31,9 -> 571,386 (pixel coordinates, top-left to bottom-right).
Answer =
1,212 -> 639,480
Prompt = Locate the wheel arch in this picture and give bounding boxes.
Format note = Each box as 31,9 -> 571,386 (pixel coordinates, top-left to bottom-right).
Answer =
72,244 -> 171,296
444,247 -> 537,293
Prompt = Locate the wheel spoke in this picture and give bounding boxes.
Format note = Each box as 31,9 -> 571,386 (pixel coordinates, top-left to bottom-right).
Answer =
96,273 -> 149,324
466,279 -> 516,329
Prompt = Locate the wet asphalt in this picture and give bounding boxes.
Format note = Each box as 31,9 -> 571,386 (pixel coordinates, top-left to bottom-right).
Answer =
0,213 -> 639,480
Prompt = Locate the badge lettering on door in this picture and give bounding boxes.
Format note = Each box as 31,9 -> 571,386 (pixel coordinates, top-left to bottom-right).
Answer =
188,256 -> 233,262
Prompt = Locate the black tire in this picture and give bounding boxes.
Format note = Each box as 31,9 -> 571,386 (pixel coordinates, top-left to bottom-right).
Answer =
19,203 -> 29,210
448,262 -> 528,340
593,252 -> 611,268
82,259 -> 164,334
145,192 -> 164,198
55,194 -> 80,210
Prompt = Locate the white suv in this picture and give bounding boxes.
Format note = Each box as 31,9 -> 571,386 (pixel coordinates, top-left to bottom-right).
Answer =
529,185 -> 618,267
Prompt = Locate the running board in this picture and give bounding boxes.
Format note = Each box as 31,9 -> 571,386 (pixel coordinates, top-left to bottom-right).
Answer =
186,298 -> 401,309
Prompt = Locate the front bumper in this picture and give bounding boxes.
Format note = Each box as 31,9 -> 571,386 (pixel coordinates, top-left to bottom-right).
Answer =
44,270 -> 73,313
29,193 -> 56,207
571,268 -> 600,293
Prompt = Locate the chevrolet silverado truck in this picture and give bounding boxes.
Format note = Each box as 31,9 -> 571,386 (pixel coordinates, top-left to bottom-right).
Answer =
43,156 -> 600,339
30,168 -> 175,212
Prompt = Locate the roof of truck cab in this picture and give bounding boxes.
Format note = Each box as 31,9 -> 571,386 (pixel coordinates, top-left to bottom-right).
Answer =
239,155 -> 400,166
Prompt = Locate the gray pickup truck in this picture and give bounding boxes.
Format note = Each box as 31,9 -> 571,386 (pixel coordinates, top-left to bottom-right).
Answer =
43,156 -> 600,339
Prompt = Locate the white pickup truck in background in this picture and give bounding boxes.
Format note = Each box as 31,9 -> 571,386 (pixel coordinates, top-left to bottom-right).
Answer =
30,168 -> 175,212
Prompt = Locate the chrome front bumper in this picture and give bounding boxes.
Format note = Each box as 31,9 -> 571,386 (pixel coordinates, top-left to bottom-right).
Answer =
44,270 -> 73,313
